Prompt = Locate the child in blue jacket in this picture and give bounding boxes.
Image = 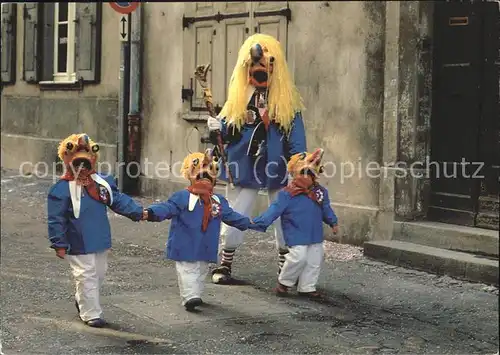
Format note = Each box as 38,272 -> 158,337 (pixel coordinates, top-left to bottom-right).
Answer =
144,150 -> 252,311
251,149 -> 339,298
47,134 -> 145,327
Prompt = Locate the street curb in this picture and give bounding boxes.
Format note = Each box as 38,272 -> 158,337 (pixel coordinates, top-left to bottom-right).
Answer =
363,240 -> 499,286
393,221 -> 499,257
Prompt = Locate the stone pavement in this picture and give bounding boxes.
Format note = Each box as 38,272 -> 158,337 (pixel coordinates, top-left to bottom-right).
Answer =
1,170 -> 499,354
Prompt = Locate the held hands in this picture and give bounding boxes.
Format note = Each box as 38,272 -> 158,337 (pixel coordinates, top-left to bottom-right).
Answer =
332,224 -> 339,235
207,115 -> 222,132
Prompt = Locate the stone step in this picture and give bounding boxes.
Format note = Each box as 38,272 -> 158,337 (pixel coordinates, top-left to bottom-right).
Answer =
393,221 -> 499,257
363,240 -> 499,286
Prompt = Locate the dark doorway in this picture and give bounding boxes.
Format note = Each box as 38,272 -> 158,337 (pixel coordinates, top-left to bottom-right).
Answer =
429,0 -> 499,231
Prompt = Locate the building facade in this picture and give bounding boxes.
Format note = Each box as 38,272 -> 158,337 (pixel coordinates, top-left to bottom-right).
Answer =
1,1 -> 498,246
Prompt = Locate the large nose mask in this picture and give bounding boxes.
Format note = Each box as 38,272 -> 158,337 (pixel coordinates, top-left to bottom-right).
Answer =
248,43 -> 274,90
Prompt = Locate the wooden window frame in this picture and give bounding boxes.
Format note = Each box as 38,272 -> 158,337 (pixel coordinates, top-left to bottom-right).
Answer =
48,2 -> 77,84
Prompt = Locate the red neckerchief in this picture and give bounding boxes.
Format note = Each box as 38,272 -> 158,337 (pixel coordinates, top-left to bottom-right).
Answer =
186,179 -> 214,232
60,168 -> 101,202
284,175 -> 318,202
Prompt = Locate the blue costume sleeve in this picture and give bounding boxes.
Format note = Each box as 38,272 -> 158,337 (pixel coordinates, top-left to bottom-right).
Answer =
105,176 -> 144,221
147,191 -> 185,222
288,112 -> 307,156
47,185 -> 69,250
251,190 -> 290,232
220,196 -> 251,231
321,187 -> 338,227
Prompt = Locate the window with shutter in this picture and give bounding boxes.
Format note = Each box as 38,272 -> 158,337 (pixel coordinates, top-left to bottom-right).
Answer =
182,2 -> 253,117
1,3 -> 17,85
40,3 -> 55,82
23,3 -> 39,83
75,3 -> 102,83
52,2 -> 77,82
252,1 -> 289,55
22,2 -> 101,87
182,1 -> 290,119
220,2 -> 252,102
182,2 -> 221,115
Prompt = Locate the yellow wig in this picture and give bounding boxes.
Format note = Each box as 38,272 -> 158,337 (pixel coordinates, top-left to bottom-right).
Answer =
181,152 -> 205,180
287,152 -> 304,174
218,34 -> 305,132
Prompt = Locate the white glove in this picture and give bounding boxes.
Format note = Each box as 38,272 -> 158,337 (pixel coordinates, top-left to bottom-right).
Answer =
207,115 -> 222,132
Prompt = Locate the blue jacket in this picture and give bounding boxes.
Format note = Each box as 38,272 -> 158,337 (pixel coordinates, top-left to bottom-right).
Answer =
47,174 -> 144,255
251,185 -> 338,247
147,190 -> 251,263
218,112 -> 307,190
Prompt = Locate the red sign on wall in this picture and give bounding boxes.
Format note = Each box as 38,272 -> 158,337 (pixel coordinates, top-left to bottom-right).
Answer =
109,2 -> 140,15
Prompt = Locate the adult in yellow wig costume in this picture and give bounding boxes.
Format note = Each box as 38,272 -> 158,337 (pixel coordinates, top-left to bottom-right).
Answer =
206,34 -> 308,284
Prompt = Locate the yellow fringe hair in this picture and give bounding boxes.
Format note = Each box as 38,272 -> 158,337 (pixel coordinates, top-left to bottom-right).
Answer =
286,152 -> 306,173
181,152 -> 205,180
218,34 -> 305,132
57,133 -> 99,161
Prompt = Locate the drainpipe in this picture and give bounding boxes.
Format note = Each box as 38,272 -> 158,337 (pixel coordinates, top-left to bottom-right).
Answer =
125,5 -> 142,195
117,14 -> 131,192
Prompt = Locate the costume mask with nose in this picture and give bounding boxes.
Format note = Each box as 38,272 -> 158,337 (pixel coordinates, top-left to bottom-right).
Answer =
248,43 -> 274,91
182,149 -> 220,187
287,149 -> 325,189
58,133 -> 100,181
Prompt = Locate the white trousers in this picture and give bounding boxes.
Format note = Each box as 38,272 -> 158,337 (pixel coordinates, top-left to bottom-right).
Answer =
278,243 -> 323,293
175,261 -> 209,305
66,250 -> 108,322
220,186 -> 286,251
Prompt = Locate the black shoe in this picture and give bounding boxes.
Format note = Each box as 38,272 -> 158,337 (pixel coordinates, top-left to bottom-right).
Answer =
184,298 -> 203,312
211,265 -> 232,284
85,318 -> 106,328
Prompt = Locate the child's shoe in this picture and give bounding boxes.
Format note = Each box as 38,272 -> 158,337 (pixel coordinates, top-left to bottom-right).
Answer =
298,291 -> 323,299
85,318 -> 107,328
184,297 -> 203,312
274,282 -> 289,296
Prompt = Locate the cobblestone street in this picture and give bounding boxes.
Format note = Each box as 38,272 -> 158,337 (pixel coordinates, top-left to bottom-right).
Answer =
1,170 -> 499,354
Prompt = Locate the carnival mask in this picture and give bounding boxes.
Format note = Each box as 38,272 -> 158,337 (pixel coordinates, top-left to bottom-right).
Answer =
58,133 -> 99,173
288,148 -> 325,181
182,149 -> 219,186
248,43 -> 274,91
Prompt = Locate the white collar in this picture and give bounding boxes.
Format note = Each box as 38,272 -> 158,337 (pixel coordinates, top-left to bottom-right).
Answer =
188,193 -> 221,211
68,174 -> 113,219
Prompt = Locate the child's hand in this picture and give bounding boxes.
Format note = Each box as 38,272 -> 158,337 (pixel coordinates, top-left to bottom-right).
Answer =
55,248 -> 66,259
142,209 -> 149,221
332,224 -> 339,235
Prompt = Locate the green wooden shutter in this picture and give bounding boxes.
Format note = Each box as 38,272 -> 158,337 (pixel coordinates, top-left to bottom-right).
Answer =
75,2 -> 101,83
1,3 -> 17,84
23,3 -> 39,83
40,3 -> 55,81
